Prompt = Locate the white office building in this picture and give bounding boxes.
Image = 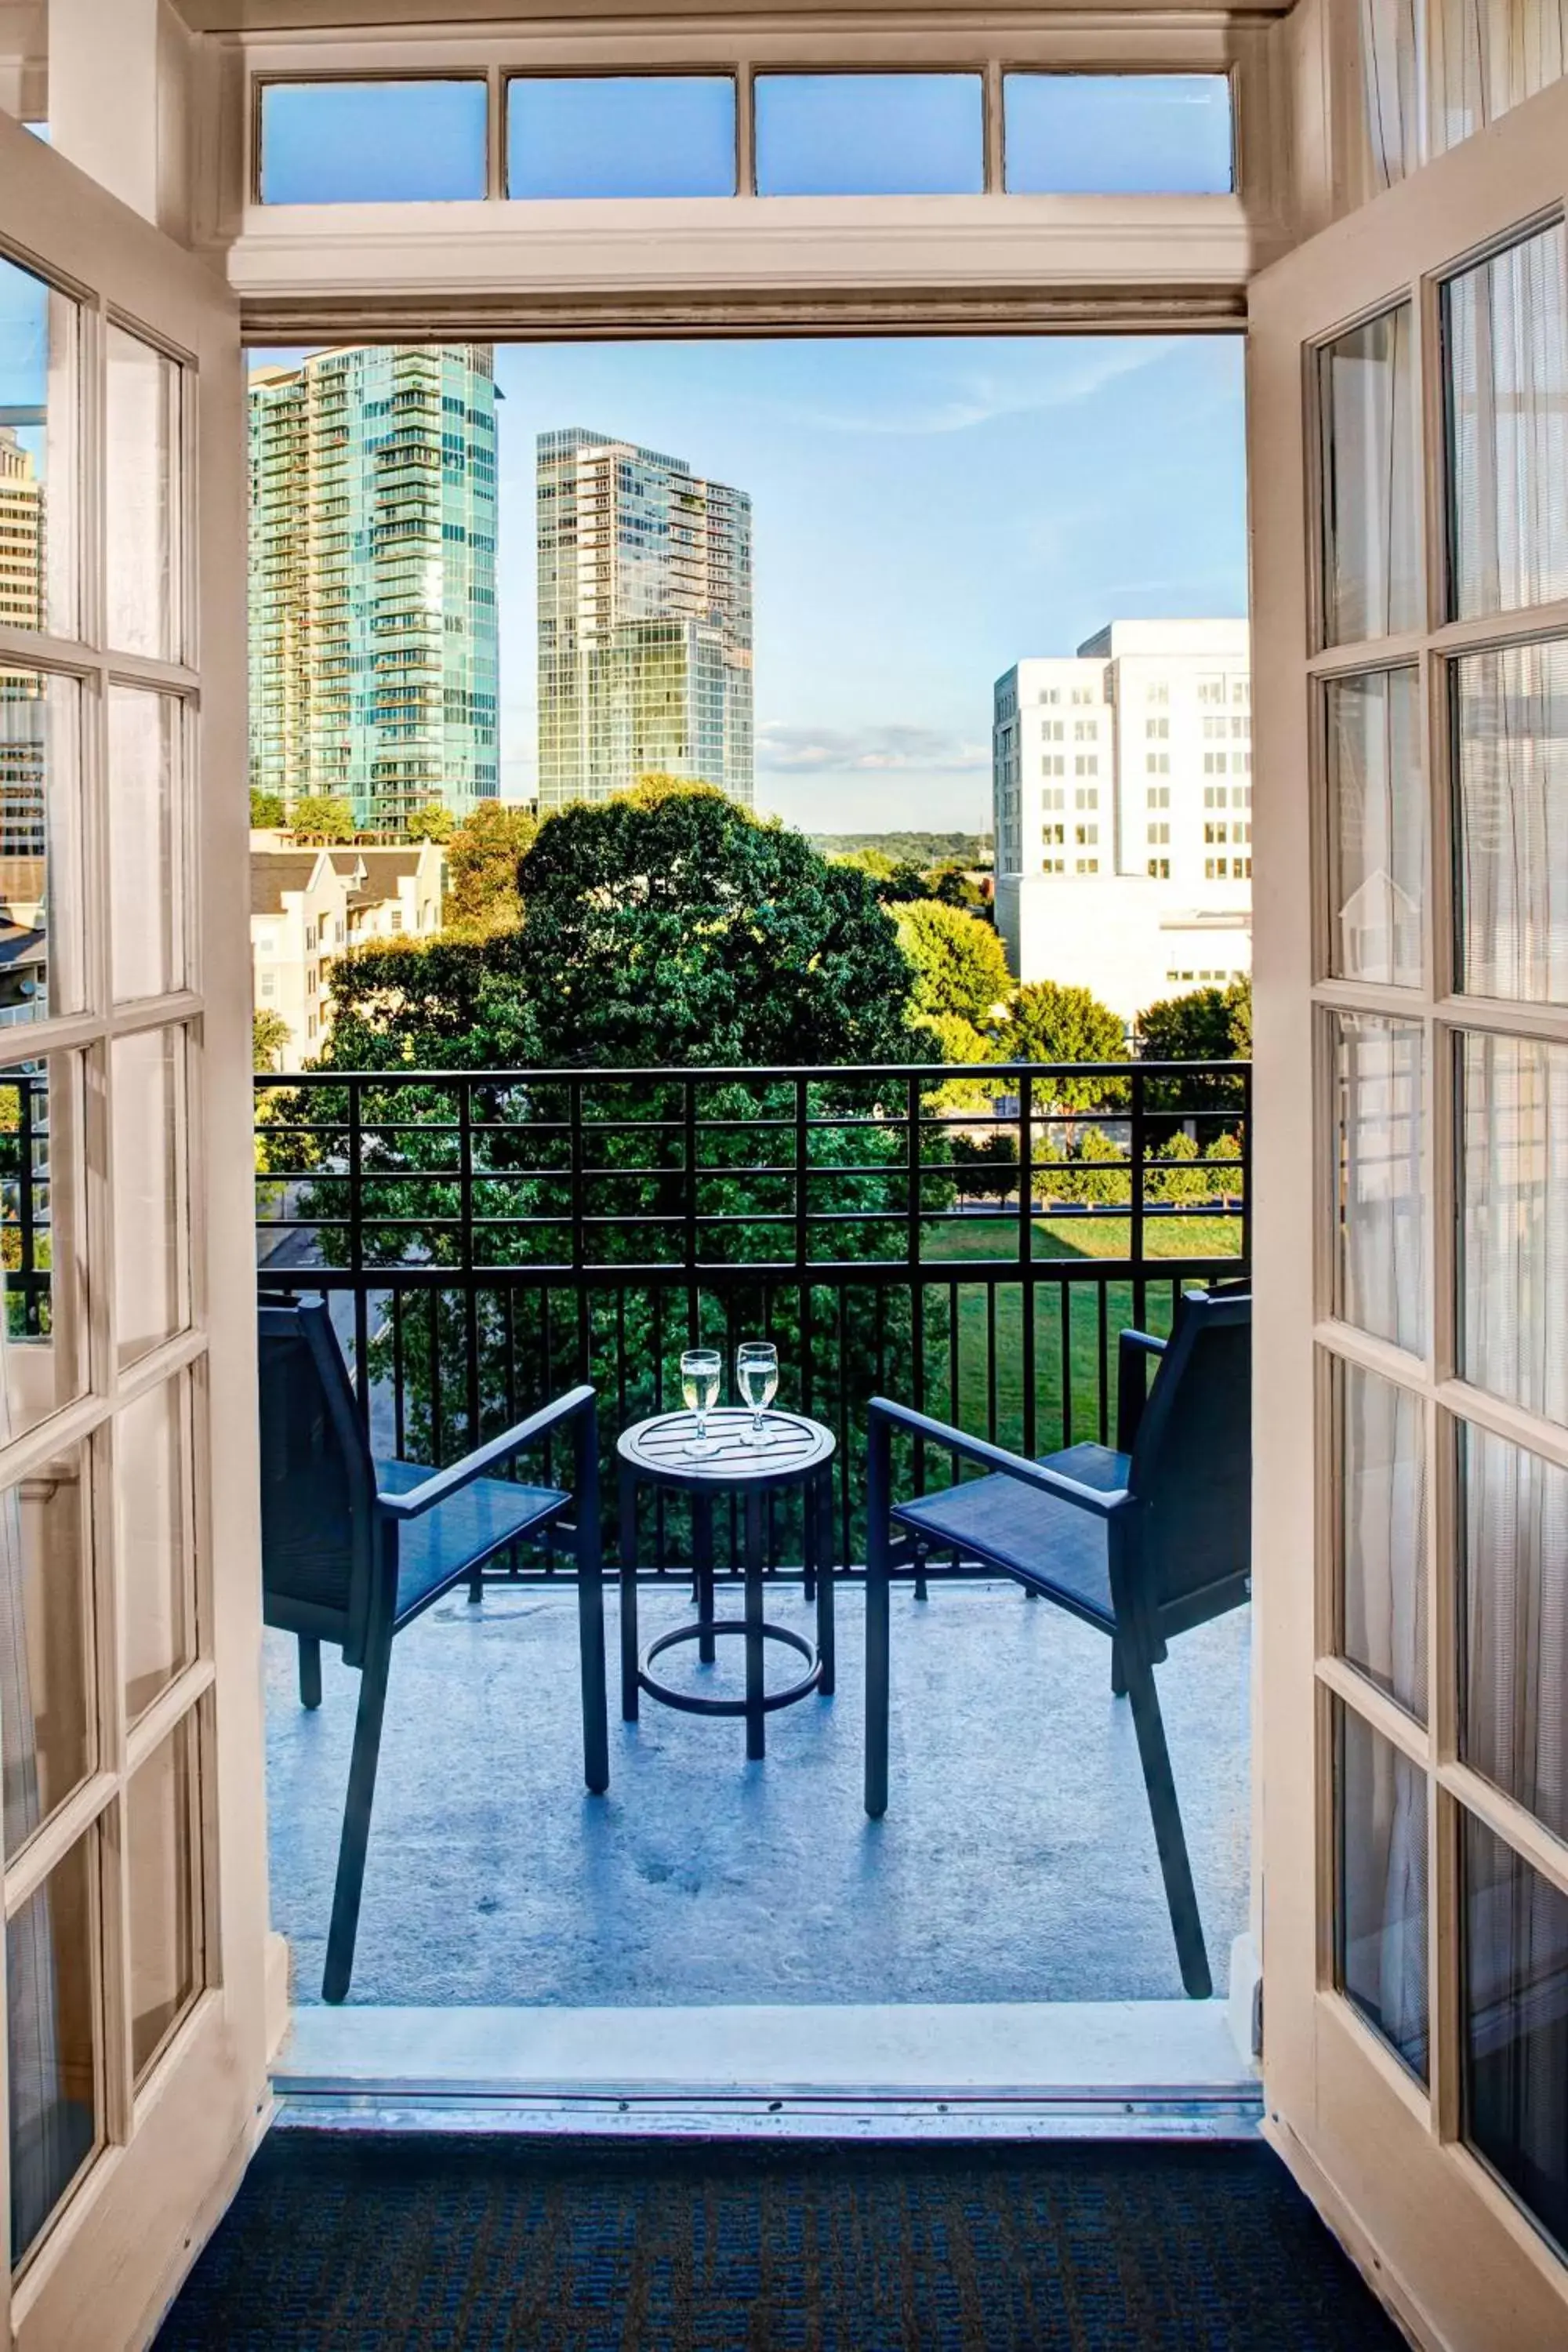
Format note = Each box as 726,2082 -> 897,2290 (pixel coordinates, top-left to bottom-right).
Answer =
993,619 -> 1252,1021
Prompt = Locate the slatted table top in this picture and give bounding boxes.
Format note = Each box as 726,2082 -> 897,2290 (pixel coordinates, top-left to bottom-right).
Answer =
617,1407 -> 835,1492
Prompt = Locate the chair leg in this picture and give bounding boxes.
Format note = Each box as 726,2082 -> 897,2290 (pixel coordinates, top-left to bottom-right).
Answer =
1110,1640 -> 1127,1699
298,1635 -> 322,1711
576,1518 -> 610,1797
322,1632 -> 392,2005
865,1426 -> 891,1818
1121,1642 -> 1212,2000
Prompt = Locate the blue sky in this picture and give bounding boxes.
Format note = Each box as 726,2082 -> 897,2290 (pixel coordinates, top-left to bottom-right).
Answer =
491,336 -> 1247,830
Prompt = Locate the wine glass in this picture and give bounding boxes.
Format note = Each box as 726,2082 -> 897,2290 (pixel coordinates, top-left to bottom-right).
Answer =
680,1347 -> 722,1457
736,1340 -> 779,1446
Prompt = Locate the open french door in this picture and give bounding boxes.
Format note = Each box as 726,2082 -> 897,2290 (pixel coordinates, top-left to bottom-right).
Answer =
0,110 -> 270,2349
1250,70 -> 1568,2351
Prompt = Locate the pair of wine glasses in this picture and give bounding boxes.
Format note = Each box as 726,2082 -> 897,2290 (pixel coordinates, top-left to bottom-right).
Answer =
678,1341 -> 779,1457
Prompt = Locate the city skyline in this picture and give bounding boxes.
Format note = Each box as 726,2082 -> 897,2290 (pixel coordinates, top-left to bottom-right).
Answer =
249,334 -> 1247,833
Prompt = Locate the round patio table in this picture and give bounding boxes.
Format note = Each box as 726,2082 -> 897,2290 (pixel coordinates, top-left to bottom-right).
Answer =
616,1408 -> 837,1761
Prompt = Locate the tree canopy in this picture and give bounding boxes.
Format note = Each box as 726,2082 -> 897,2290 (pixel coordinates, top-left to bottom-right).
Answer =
445,800 -> 537,931
1000,980 -> 1127,1109
289,794 -> 355,844
249,789 -> 285,829
893,898 -> 1013,1034
321,784 -> 913,1070
1135,975 -> 1251,1123
403,802 -> 455,844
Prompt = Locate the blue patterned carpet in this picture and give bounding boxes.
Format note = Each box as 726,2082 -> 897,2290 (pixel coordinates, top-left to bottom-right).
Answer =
155,2133 -> 1404,2350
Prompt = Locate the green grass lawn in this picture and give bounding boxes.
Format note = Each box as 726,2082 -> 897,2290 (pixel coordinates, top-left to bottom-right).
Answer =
914,1210 -> 1243,1455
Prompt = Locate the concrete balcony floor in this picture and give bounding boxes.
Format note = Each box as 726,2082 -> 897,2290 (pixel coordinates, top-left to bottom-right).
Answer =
266,1581 -> 1250,2010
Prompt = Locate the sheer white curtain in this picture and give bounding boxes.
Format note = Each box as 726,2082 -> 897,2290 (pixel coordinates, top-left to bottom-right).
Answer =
1362,0 -> 1568,186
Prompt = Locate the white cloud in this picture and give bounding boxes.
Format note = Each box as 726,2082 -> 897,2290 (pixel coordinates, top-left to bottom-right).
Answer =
772,340 -> 1181,438
757,721 -> 989,775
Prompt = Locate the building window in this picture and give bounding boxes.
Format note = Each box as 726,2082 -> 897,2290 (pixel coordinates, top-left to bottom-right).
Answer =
1043,823 -> 1065,846
259,971 -> 276,999
1199,677 -> 1225,704
1043,755 -> 1065,777
1070,686 -> 1095,705
1147,785 -> 1170,808
304,922 -> 316,951
1230,715 -> 1249,739
1073,719 -> 1098,741
1042,855 -> 1065,873
1203,753 -> 1228,776
1074,787 -> 1098,809
390,908 -> 404,932
1043,787 -> 1065,810
1146,682 -> 1170,705
1145,717 -> 1169,740
1038,687 -> 1060,704
1076,857 -> 1099,874
1205,822 -> 1229,844
1146,757 -> 1170,779
1203,785 -> 1225,808
1234,822 -> 1252,844
307,1013 -> 318,1039
1042,720 -> 1064,741
1232,678 -> 1250,706
1076,822 -> 1099,846
1205,857 -> 1229,878
1235,857 -> 1252,877
1148,822 -> 1170,844
1074,755 -> 1098,777
1147,857 -> 1171,878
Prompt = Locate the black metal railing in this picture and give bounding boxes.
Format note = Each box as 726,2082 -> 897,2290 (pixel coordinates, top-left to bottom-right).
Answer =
1,1064 -> 57,1341
254,1058 -> 1250,1579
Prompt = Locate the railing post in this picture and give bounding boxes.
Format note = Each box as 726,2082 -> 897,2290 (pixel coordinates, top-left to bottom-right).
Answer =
1131,1060 -> 1147,1334
1018,1068 -> 1036,1457
459,1075 -> 481,1448
18,1069 -> 38,1339
683,1073 -> 698,1347
906,1072 -> 925,1496
348,1076 -> 368,1430
1240,1060 -> 1253,1274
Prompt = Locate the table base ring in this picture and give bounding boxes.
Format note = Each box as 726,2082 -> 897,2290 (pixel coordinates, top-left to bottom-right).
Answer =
639,1620 -> 822,1718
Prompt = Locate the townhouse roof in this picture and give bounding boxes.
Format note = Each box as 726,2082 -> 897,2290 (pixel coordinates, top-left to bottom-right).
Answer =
250,851 -> 328,916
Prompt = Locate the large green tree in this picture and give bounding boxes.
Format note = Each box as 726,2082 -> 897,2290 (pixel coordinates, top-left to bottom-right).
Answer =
289,794 -> 355,844
1135,975 -> 1250,1130
1000,980 -> 1127,1110
893,898 -> 1013,1035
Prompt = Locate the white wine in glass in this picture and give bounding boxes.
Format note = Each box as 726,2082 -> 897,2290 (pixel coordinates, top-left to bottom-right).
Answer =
736,1341 -> 779,1446
680,1347 -> 722,1457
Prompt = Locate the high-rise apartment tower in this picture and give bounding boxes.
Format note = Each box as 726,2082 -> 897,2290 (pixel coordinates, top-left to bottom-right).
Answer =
249,345 -> 499,832
536,428 -> 753,811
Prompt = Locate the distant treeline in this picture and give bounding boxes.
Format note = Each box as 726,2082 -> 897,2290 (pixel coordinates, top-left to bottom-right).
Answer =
808,830 -> 993,867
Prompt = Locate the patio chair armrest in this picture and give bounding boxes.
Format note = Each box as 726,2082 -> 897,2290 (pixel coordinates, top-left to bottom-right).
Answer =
1116,1328 -> 1167,1453
376,1384 -> 597,1523
867,1397 -> 1127,1517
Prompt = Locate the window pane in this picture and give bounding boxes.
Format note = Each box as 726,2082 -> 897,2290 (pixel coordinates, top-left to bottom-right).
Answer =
118,1374 -> 195,1722
108,687 -> 184,1002
1462,1810 -> 1568,2256
1326,666 -> 1425,986
0,1052 -> 87,1439
1454,637 -> 1568,1004
1459,1032 -> 1568,1421
1335,1699 -> 1429,2082
1446,220 -> 1568,619
1338,1362 -> 1427,1720
8,1831 -> 99,2268
0,667 -> 82,1023
1003,74 -> 1232,194
1333,1013 -> 1427,1355
111,1027 -> 188,1370
754,74 -> 983,198
0,253 -> 77,638
506,76 -> 735,199
127,1712 -> 201,2082
1461,1425 -> 1568,1844
260,80 -> 488,205
0,1438 -> 92,1862
1319,306 -> 1421,645
105,327 -> 181,662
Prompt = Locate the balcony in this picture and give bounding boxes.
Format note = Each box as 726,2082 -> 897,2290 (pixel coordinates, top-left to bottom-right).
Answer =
253,1059 -> 1252,2009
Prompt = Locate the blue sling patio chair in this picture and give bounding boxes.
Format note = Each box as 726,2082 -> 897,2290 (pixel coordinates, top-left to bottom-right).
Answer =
258,1297 -> 608,2002
864,1285 -> 1250,2000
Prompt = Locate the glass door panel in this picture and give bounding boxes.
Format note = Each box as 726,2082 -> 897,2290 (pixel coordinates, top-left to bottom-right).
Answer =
103,327 -> 183,663
1462,1811 -> 1568,2256
0,1444 -> 93,1862
6,1832 -> 100,2268
1458,1031 -> 1568,1421
1460,1423 -> 1568,1841
1331,1011 -> 1428,1353
1335,1697 -> 1431,2082
1445,219 -> 1568,619
1336,1359 -> 1428,1718
1325,667 -> 1425,986
0,255 -> 78,641
1319,305 -> 1422,645
1453,637 -> 1568,1004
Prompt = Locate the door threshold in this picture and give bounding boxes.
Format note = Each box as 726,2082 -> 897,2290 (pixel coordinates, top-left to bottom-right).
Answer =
274,1999 -> 1261,2142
